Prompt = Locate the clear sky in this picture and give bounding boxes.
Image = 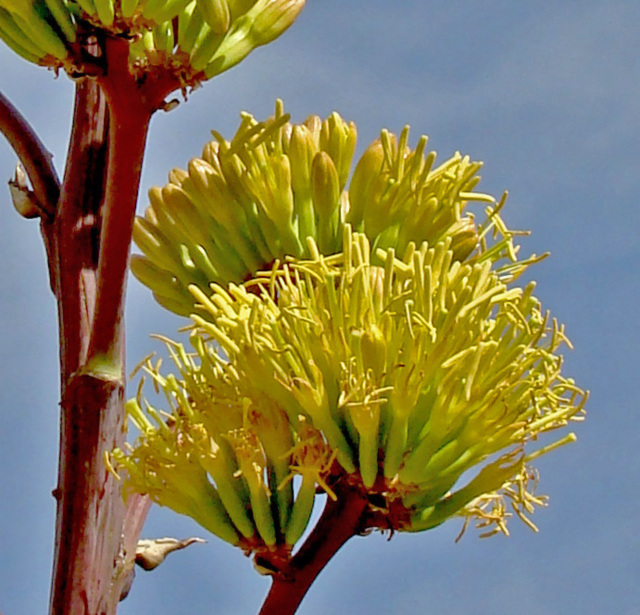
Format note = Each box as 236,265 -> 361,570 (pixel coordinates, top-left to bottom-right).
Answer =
1,2 -> 639,614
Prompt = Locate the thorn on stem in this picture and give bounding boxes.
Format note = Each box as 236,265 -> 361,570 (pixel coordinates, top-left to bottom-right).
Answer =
135,537 -> 206,571
9,163 -> 45,219
161,99 -> 180,113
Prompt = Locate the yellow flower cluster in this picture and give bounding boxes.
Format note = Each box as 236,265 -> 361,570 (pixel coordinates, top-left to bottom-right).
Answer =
115,105 -> 586,563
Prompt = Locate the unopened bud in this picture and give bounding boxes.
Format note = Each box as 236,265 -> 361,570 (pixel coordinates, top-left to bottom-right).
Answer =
197,0 -> 231,34
288,124 -> 316,197
311,151 -> 340,221
347,139 -> 386,229
250,0 -> 306,47
319,112 -> 357,190
360,323 -> 386,379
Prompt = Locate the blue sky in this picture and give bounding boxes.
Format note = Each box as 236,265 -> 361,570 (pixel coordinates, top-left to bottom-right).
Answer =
1,2 -> 639,613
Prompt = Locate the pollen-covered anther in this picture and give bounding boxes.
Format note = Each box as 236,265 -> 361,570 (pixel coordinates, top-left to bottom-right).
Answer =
280,422 -> 338,501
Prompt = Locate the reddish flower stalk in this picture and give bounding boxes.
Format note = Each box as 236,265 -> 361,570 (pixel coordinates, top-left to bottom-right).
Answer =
88,36 -> 177,368
259,485 -> 369,615
47,72 -> 152,614
40,36 -> 178,615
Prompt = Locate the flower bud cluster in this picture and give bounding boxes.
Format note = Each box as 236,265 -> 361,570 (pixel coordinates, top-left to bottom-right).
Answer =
0,0 -> 304,82
132,101 -> 493,317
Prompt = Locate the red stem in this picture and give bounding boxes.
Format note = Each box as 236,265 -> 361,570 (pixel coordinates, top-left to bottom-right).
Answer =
49,78 -> 129,615
55,79 -> 108,376
48,35 -> 175,612
87,36 -> 180,367
2,31 -> 178,615
259,487 -> 369,615
87,38 -> 151,367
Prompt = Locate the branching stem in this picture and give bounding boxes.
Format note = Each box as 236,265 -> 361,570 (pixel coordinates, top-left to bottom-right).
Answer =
48,35 -> 178,614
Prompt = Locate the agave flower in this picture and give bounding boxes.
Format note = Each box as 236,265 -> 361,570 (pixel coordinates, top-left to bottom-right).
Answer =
0,0 -> 304,83
131,101 -> 485,315
114,109 -> 586,571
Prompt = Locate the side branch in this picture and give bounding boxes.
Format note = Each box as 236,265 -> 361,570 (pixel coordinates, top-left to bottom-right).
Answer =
0,91 -> 60,217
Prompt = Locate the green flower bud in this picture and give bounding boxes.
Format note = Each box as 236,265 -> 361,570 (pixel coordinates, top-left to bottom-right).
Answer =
226,0 -> 258,21
202,0 -> 306,78
0,1 -> 73,68
197,0 -> 231,34
319,112 -> 358,191
346,139 -> 386,232
359,323 -> 387,380
310,151 -> 340,221
249,0 -> 305,47
287,124 -> 316,197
